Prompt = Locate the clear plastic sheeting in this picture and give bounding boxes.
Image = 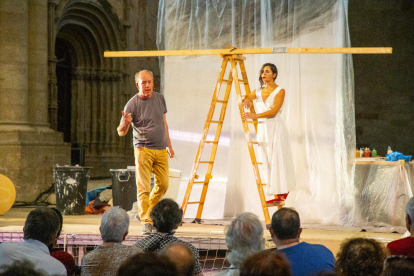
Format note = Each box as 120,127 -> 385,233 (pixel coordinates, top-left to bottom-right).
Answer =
354,162 -> 414,228
157,0 -> 357,225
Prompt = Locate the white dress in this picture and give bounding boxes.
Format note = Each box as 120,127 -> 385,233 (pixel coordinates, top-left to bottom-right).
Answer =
255,86 -> 296,195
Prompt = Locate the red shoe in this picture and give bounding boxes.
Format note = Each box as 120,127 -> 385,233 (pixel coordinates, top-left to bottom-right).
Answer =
266,193 -> 289,204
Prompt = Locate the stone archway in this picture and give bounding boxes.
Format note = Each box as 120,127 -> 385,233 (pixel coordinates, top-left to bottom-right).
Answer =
49,0 -> 132,176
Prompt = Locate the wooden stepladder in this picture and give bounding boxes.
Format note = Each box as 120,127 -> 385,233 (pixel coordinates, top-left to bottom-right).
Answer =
181,51 -> 284,225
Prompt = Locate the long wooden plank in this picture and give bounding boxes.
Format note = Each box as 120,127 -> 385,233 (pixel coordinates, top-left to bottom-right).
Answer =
104,47 -> 392,57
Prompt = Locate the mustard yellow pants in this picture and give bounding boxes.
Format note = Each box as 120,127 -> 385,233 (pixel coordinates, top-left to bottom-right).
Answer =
134,147 -> 169,224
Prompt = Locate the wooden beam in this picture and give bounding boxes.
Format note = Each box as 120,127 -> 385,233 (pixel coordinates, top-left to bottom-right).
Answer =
104,47 -> 392,57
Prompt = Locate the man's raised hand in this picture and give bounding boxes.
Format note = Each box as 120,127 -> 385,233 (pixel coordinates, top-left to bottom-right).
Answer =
122,111 -> 132,124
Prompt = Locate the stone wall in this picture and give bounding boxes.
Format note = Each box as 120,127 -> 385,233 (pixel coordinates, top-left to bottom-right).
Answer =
349,0 -> 414,156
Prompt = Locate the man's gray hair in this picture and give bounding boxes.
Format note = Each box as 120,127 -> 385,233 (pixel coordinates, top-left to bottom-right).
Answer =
406,197 -> 414,229
135,70 -> 154,83
100,206 -> 130,242
225,212 -> 265,267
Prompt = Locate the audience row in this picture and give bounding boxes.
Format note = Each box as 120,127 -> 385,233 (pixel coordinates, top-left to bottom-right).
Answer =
1,197 -> 414,276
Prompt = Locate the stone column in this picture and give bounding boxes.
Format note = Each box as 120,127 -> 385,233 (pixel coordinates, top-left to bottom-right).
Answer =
0,0 -> 32,131
28,0 -> 51,132
47,0 -> 58,130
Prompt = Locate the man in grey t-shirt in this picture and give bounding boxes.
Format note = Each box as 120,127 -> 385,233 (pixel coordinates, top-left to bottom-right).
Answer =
117,70 -> 174,235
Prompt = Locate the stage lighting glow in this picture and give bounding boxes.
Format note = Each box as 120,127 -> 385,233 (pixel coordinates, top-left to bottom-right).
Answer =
169,129 -> 230,147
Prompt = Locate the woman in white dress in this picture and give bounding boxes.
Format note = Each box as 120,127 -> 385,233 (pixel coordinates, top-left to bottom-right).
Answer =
242,63 -> 296,202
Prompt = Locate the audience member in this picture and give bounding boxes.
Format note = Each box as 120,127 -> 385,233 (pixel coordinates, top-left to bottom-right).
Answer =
240,250 -> 292,276
159,242 -> 196,276
335,237 -> 386,276
0,260 -> 43,276
49,208 -> 76,276
382,256 -> 414,276
134,199 -> 204,276
269,208 -> 335,276
0,207 -> 66,276
81,206 -> 142,276
387,197 -> 414,257
217,212 -> 265,276
117,252 -> 178,276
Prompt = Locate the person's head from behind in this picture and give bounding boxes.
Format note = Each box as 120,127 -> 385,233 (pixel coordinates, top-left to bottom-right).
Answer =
336,238 -> 386,276
100,206 -> 130,242
23,207 -> 60,246
225,212 -> 265,267
405,197 -> 414,233
0,260 -> 43,276
117,252 -> 178,276
259,63 -> 278,87
270,208 -> 301,244
159,242 -> 195,276
240,250 -> 292,276
383,256 -> 414,276
150,199 -> 183,233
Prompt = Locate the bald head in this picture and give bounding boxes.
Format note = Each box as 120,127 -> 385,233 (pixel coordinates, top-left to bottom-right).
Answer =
135,70 -> 154,99
159,243 -> 195,276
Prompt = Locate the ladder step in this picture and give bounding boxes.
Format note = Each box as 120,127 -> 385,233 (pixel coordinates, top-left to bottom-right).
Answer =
199,161 -> 214,164
216,100 -> 227,103
252,142 -> 259,145
210,120 -> 223,124
188,201 -> 203,204
255,162 -> 263,165
205,141 -> 218,144
238,79 -> 246,83
193,181 -> 208,184
222,79 -> 232,83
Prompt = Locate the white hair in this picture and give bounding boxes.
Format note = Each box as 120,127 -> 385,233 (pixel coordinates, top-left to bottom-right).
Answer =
135,70 -> 154,83
100,206 -> 129,242
225,212 -> 265,267
406,197 -> 414,229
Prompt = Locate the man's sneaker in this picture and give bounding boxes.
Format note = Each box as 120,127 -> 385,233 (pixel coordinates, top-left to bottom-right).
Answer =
141,223 -> 152,235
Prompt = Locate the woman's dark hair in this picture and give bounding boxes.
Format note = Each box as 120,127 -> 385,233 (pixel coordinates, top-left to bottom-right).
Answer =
383,256 -> 414,276
259,63 -> 278,88
335,238 -> 386,276
150,199 -> 183,233
240,250 -> 292,276
117,252 -> 178,276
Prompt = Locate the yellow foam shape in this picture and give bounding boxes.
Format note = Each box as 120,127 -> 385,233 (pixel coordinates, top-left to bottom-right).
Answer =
0,174 -> 16,215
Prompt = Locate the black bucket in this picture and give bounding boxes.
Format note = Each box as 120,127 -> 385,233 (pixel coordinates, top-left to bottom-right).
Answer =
53,166 -> 89,215
110,169 -> 137,211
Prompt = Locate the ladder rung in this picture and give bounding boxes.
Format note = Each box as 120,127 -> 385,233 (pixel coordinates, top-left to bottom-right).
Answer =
252,142 -> 259,145
205,141 -> 218,144
222,79 -> 232,83
199,161 -> 214,164
188,201 -> 202,204
238,79 -> 246,83
255,162 -> 263,165
210,120 -> 223,124
193,181 -> 207,184
247,121 -> 256,124
216,100 -> 227,103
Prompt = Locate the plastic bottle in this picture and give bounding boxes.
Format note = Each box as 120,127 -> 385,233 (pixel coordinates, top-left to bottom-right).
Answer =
364,147 -> 370,157
371,148 -> 377,157
387,146 -> 393,155
356,148 -> 361,158
360,148 -> 364,157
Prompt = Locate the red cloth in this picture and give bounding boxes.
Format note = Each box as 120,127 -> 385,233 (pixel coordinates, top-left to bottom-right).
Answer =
50,249 -> 75,275
387,237 -> 414,257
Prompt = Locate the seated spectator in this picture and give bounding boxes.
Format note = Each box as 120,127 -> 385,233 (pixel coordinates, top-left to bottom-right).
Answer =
134,199 -> 204,276
0,260 -> 43,276
335,238 -> 386,276
382,256 -> 414,276
117,252 -> 178,276
81,206 -> 142,276
269,208 -> 335,276
159,242 -> 196,276
49,208 -> 76,276
387,197 -> 414,257
0,207 -> 66,276
240,250 -> 292,276
217,212 -> 265,276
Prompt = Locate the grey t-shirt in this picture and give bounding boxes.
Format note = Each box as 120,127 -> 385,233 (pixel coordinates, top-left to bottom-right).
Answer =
123,92 -> 168,149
